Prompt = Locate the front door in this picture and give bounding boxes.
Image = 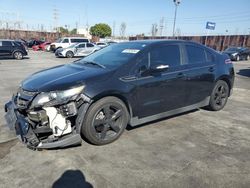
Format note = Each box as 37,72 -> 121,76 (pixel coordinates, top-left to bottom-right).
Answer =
133,44 -> 188,119
75,43 -> 86,56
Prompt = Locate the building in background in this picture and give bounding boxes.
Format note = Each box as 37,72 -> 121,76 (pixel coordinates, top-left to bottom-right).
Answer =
77,27 -> 91,39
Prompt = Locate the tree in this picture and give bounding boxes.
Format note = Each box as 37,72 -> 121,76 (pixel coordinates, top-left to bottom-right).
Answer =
90,23 -> 112,38
59,27 -> 69,34
70,28 -> 77,35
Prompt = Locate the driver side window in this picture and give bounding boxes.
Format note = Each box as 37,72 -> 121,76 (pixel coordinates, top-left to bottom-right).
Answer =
135,45 -> 181,72
150,45 -> 180,68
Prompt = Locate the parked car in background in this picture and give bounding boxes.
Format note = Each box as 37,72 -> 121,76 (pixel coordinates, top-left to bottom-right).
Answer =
32,42 -> 51,51
95,42 -> 109,48
27,39 -> 44,48
55,42 -> 100,58
4,40 -> 234,149
50,37 -> 90,52
107,41 -> 117,45
223,47 -> 250,61
0,39 -> 28,60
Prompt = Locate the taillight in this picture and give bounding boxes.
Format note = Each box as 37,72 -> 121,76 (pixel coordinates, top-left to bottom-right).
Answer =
225,59 -> 232,64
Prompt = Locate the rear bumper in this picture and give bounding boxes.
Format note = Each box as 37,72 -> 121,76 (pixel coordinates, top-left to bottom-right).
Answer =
4,100 -> 82,150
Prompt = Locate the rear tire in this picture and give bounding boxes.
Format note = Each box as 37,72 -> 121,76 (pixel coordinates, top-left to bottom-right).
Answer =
66,51 -> 74,58
207,80 -> 229,111
13,51 -> 23,60
81,97 -> 129,145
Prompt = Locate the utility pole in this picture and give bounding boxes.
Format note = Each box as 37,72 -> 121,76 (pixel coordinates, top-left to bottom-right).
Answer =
159,17 -> 165,36
172,0 -> 181,37
113,21 -> 116,38
53,8 -> 59,32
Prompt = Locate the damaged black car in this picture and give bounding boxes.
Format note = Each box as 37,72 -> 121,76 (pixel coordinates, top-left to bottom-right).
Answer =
4,40 -> 234,150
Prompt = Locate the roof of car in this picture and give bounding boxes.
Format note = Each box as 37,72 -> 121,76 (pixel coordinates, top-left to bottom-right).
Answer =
123,39 -> 198,45
0,39 -> 15,41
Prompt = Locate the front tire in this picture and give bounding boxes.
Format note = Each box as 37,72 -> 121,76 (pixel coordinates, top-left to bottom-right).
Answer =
66,51 -> 74,58
81,97 -> 129,145
207,80 -> 229,111
13,51 -> 23,60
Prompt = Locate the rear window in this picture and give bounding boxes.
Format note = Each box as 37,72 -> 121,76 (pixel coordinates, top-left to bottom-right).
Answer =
205,50 -> 216,62
186,45 -> 206,64
87,43 -> 94,48
71,38 -> 89,43
2,41 -> 13,47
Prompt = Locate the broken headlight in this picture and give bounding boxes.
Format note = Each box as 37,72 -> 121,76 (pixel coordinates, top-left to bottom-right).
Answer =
30,85 -> 84,108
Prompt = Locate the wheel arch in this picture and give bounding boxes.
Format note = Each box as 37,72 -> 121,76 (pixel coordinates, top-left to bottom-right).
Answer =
91,93 -> 133,118
12,50 -> 23,56
215,75 -> 232,96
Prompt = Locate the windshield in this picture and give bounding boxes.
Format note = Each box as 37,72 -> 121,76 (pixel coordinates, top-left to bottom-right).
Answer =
76,42 -> 147,69
225,47 -> 241,52
56,38 -> 63,43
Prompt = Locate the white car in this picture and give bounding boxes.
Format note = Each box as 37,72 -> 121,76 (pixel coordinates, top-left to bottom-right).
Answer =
95,42 -> 109,48
55,43 -> 100,58
50,37 -> 90,52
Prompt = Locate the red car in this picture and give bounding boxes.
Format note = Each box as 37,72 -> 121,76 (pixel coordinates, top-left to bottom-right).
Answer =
32,42 -> 51,51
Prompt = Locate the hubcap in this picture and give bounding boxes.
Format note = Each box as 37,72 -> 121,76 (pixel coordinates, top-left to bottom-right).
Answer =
92,104 -> 123,140
15,52 -> 22,59
214,85 -> 228,107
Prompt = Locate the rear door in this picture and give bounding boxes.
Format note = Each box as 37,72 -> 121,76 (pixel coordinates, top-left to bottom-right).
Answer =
0,41 -> 13,56
85,43 -> 95,55
183,44 -> 216,106
133,43 -> 188,118
75,43 -> 86,56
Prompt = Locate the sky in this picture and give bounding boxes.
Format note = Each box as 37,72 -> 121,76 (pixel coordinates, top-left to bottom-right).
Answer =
0,0 -> 250,36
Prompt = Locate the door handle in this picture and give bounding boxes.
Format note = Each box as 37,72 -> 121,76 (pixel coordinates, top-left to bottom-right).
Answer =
209,67 -> 215,72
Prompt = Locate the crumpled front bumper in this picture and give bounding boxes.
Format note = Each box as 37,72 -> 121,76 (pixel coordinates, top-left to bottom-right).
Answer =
4,100 -> 82,150
4,100 -> 40,148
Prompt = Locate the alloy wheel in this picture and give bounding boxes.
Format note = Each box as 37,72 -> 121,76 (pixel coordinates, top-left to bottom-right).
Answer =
14,52 -> 23,60
213,84 -> 229,109
91,104 -> 124,141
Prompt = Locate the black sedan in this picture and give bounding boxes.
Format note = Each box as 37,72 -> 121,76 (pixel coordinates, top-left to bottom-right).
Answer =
223,47 -> 250,61
5,40 -> 235,149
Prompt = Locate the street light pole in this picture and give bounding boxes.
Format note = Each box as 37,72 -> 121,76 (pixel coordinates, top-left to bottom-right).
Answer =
172,0 -> 181,37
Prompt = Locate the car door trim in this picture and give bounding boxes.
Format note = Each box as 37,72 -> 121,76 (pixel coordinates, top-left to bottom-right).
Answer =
129,96 -> 210,126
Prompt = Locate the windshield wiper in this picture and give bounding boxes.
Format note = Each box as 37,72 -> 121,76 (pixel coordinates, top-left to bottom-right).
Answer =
82,61 -> 106,68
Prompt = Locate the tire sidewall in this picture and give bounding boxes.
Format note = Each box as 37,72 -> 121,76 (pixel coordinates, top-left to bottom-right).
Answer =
81,97 -> 129,145
209,80 -> 229,111
66,51 -> 74,58
13,51 -> 23,60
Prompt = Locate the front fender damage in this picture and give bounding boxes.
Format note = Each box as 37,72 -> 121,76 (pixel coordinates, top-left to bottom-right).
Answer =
4,94 -> 92,150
